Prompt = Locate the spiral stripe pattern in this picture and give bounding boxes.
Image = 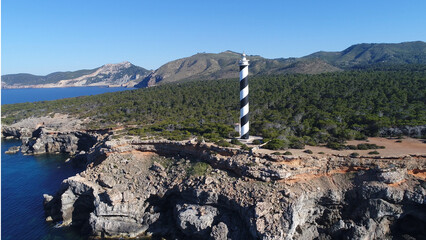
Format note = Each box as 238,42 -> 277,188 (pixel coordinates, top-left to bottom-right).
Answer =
239,57 -> 249,139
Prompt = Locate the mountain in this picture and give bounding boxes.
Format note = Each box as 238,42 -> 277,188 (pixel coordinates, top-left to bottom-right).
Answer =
2,41 -> 426,89
136,41 -> 426,87
304,41 -> 426,68
135,51 -> 340,87
1,62 -> 150,89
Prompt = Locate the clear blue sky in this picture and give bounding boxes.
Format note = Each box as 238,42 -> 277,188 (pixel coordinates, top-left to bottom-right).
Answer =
2,0 -> 426,75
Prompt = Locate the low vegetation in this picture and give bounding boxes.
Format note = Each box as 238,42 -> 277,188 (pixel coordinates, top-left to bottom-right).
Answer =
230,139 -> 243,145
368,151 -> 380,155
216,139 -> 231,147
188,162 -> 211,176
326,142 -> 386,151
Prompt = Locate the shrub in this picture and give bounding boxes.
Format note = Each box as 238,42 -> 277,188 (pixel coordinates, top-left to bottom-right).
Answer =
326,141 -> 345,150
368,151 -> 380,155
203,132 -> 221,142
241,144 -> 252,151
263,139 -> 287,150
166,132 -> 190,141
128,128 -> 146,136
216,139 -> 231,147
318,152 -> 325,154
357,143 -> 385,150
231,138 -> 243,145
357,144 -> 368,150
230,131 -> 240,138
252,139 -> 262,145
303,149 -> 313,154
283,151 -> 293,155
355,134 -> 368,140
188,162 -> 211,176
196,136 -> 205,144
289,137 -> 305,149
350,152 -> 359,158
347,145 -> 358,150
303,136 -> 317,146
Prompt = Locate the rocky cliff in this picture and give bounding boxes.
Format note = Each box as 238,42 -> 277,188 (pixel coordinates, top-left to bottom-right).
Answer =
2,120 -> 425,239
1,116 -> 108,166
38,135 -> 425,240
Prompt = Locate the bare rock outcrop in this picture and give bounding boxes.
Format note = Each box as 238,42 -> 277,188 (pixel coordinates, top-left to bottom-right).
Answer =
175,204 -> 218,237
2,124 -> 104,157
5,145 -> 20,154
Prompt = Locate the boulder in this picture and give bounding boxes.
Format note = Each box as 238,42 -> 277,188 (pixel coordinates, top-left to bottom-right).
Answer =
150,162 -> 166,173
5,145 -> 20,154
98,174 -> 116,188
175,204 -> 218,237
377,169 -> 406,184
368,199 -> 402,219
210,222 -> 229,240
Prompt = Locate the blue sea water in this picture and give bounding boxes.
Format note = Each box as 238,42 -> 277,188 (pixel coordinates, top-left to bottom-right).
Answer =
1,87 -> 134,239
1,86 -> 134,105
1,139 -> 85,240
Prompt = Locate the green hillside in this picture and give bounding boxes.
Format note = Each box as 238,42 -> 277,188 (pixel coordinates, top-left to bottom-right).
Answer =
138,41 -> 426,87
3,67 -> 425,145
305,41 -> 426,68
136,51 -> 340,87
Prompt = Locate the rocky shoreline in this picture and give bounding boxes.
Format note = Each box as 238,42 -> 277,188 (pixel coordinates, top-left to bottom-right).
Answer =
2,125 -> 426,239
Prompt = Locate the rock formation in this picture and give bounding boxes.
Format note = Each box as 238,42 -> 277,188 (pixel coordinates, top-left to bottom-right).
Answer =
5,145 -> 20,154
40,136 -> 425,239
1,116 -> 106,158
2,120 -> 425,239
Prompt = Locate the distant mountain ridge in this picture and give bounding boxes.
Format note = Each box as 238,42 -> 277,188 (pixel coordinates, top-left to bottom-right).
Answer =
1,62 -> 150,89
137,41 -> 426,87
135,51 -> 340,87
304,41 -> 426,67
2,41 -> 426,89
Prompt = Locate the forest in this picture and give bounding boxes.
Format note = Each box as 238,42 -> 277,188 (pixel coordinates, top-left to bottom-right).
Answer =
2,67 -> 425,148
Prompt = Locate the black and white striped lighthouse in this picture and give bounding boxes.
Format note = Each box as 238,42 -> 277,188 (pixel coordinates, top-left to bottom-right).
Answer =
239,53 -> 249,139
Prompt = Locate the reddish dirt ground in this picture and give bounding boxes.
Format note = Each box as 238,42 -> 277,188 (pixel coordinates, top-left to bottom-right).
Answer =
254,137 -> 426,158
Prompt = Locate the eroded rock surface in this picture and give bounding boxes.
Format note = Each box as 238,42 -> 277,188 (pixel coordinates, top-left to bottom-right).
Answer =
42,137 -> 426,239
2,123 -> 105,160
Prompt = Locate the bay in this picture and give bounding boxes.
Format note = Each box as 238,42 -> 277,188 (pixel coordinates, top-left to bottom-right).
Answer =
1,86 -> 134,105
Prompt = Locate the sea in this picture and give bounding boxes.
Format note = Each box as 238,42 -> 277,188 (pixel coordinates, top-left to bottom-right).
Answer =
1,87 -> 134,239
1,86 -> 134,105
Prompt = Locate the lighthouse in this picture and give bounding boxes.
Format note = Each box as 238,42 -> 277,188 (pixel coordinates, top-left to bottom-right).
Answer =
239,53 -> 249,139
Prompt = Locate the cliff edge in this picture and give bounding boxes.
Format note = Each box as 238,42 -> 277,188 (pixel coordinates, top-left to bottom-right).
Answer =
41,136 -> 425,240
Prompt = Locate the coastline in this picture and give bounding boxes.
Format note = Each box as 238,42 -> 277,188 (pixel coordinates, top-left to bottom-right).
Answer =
2,121 -> 425,239
1,84 -> 135,89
